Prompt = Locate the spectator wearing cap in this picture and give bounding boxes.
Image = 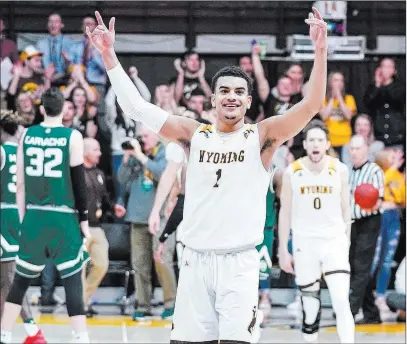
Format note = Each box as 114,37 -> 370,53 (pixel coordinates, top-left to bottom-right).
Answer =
36,13 -> 73,84
173,50 -> 211,105
7,45 -> 53,109
69,14 -> 106,115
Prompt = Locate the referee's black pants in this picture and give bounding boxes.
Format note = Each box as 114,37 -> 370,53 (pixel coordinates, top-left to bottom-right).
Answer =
349,214 -> 381,321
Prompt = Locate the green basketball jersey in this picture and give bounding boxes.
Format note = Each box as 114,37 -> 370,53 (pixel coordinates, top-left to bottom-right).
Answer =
1,143 -> 18,204
23,125 -> 75,208
264,165 -> 277,228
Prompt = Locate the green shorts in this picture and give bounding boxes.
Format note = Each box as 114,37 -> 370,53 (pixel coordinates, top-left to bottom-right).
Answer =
0,205 -> 20,262
256,227 -> 274,281
16,207 -> 90,279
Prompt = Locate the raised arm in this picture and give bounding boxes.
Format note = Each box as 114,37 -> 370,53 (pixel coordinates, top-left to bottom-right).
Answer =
258,8 -> 327,166
86,11 -> 200,148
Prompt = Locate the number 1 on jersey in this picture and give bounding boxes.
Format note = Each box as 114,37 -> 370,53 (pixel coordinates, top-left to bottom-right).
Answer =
213,169 -> 222,188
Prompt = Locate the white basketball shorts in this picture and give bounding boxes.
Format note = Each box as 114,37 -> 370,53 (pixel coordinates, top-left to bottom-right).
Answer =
170,246 -> 260,342
293,234 -> 350,287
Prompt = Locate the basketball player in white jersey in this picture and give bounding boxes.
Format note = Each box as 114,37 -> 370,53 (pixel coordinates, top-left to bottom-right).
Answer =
278,120 -> 355,343
86,9 -> 328,343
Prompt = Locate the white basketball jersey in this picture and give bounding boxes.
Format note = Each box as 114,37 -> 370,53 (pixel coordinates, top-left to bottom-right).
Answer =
289,157 -> 346,238
181,124 -> 271,251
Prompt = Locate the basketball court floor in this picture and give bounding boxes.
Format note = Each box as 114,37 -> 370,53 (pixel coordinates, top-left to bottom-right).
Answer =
9,287 -> 406,343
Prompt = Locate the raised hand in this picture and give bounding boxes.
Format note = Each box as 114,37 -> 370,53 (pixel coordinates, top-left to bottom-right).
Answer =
86,11 -> 116,53
305,7 -> 327,50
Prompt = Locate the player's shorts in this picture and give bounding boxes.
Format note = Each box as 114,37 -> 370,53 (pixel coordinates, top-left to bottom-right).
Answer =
16,207 -> 90,279
292,233 -> 350,287
171,246 -> 261,342
256,227 -> 274,283
0,205 -> 20,262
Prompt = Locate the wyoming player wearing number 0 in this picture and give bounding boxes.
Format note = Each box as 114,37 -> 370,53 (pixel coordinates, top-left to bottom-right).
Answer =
86,7 -> 327,343
278,120 -> 355,343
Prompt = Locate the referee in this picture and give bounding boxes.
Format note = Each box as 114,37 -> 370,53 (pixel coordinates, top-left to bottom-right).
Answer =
348,135 -> 385,324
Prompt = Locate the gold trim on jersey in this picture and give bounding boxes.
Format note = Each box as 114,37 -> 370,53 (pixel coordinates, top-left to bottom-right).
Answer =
199,125 -> 213,138
26,204 -> 76,213
243,124 -> 255,139
328,157 -> 337,173
292,159 -> 303,174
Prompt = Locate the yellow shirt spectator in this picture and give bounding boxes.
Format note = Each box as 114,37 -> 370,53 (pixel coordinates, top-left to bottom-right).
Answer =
384,167 -> 406,207
323,94 -> 357,147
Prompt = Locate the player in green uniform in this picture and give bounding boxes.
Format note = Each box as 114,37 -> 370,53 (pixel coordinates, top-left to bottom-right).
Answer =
0,89 -> 91,344
257,166 -> 282,317
0,110 -> 46,343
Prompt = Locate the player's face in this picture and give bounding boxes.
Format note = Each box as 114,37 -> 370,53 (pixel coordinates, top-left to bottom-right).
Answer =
212,76 -> 252,126
239,57 -> 253,75
48,14 -> 63,36
186,95 -> 205,114
303,128 -> 330,163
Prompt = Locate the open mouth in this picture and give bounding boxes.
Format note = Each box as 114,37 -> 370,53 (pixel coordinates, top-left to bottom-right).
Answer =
312,151 -> 320,155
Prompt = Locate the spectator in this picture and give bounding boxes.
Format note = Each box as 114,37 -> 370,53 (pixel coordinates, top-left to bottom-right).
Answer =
7,46 -> 53,108
285,63 -> 307,102
348,135 -> 384,324
319,71 -> 357,157
15,92 -> 36,127
0,19 -> 18,63
154,84 -> 178,115
239,54 -> 261,122
173,50 -> 211,104
105,65 -> 151,196
341,114 -> 385,168
184,88 -> 206,115
62,64 -> 99,104
82,138 -> 126,317
386,258 -> 406,322
36,13 -> 73,84
69,86 -> 98,138
69,14 -> 106,114
117,125 -> 176,320
371,149 -> 405,312
364,58 -> 405,149
61,100 -> 76,128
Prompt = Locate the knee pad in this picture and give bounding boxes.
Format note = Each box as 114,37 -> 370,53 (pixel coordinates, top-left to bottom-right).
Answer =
6,273 -> 32,306
299,282 -> 321,335
62,271 -> 85,316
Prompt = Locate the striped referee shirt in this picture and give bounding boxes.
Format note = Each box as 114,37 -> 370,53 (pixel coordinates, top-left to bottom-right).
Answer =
349,161 -> 385,220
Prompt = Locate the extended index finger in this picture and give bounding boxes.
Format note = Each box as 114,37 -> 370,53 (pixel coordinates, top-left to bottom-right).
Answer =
95,11 -> 106,27
312,7 -> 323,20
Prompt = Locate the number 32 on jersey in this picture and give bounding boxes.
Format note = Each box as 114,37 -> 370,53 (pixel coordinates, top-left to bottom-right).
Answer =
26,147 -> 63,178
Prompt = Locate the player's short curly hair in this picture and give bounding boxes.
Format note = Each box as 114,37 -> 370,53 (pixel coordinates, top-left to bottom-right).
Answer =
303,119 -> 329,139
0,109 -> 20,137
211,66 -> 253,95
